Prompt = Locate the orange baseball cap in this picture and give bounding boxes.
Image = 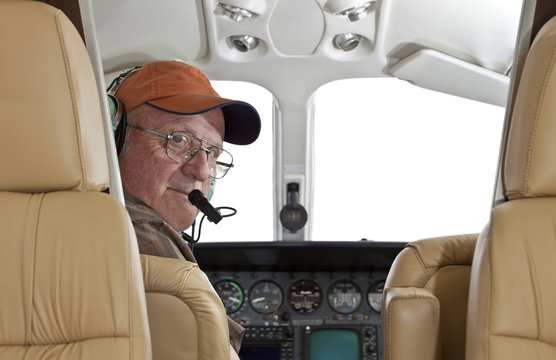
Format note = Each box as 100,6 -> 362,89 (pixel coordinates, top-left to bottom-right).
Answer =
115,60 -> 261,145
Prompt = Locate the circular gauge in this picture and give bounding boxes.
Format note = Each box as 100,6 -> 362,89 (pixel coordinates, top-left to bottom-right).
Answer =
327,280 -> 362,314
367,280 -> 385,313
288,279 -> 323,314
215,280 -> 244,314
249,281 -> 283,314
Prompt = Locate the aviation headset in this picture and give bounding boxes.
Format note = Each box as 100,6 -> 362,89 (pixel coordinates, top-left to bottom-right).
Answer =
106,66 -> 216,200
106,66 -> 140,155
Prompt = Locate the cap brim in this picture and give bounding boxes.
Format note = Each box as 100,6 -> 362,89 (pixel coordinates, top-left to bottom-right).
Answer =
148,95 -> 261,145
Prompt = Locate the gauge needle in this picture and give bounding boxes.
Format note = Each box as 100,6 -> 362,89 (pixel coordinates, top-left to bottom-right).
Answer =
251,297 -> 265,303
228,297 -> 240,303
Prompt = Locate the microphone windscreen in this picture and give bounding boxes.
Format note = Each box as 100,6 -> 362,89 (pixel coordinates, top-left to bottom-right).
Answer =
188,189 -> 222,224
188,189 -> 206,206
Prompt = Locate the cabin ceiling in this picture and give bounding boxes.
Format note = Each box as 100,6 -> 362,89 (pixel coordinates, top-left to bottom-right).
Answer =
92,0 -> 523,106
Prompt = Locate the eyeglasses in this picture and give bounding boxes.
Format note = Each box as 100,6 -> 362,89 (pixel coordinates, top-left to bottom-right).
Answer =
127,123 -> 234,179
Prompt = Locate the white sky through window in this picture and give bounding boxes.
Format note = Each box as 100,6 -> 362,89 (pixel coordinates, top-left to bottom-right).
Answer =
201,79 -> 505,242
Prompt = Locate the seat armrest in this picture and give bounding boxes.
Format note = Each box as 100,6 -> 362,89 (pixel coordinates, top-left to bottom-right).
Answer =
382,287 -> 441,360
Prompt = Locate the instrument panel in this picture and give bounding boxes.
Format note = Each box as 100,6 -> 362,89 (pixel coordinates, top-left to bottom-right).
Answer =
250,281 -> 283,314
328,280 -> 362,314
195,241 -> 404,360
208,270 -> 386,323
207,270 -> 386,360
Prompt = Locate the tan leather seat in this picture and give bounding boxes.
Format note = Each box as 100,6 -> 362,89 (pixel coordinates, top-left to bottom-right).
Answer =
465,15 -> 556,360
0,2 -> 151,358
141,255 -> 230,360
382,234 -> 478,360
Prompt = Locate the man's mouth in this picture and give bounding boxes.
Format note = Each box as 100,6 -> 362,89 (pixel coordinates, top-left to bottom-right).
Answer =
168,187 -> 189,199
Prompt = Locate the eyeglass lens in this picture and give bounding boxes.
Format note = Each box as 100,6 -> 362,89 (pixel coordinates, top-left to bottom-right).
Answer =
166,132 -> 232,179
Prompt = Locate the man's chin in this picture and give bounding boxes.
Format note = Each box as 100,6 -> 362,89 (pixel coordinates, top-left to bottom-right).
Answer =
166,209 -> 199,232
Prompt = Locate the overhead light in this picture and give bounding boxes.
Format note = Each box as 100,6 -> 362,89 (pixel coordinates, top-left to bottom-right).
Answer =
339,1 -> 375,21
229,35 -> 260,52
333,33 -> 362,51
324,0 -> 376,21
218,0 -> 267,22
219,4 -> 255,21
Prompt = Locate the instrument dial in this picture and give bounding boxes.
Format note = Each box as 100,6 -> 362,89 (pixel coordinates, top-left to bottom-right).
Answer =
327,280 -> 362,314
249,281 -> 283,314
288,279 -> 322,314
367,280 -> 385,312
215,280 -> 244,314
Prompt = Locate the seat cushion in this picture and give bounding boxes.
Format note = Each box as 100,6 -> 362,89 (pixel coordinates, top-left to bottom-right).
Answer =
466,199 -> 556,360
0,191 -> 150,359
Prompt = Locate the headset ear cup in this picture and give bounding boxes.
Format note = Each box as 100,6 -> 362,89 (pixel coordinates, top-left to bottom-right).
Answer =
106,66 -> 142,155
108,94 -> 127,154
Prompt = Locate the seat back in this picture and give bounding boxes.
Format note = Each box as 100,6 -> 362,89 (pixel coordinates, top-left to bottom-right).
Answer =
0,2 -> 151,358
141,255 -> 230,360
466,15 -> 556,360
382,234 -> 477,360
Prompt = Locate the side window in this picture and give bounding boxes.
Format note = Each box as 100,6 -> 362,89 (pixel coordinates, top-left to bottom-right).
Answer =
313,78 -> 505,241
201,81 -> 273,242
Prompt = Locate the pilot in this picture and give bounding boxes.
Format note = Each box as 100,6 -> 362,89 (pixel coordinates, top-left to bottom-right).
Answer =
110,60 -> 261,358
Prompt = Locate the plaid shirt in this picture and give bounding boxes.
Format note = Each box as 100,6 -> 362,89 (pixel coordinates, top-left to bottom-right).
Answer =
125,192 -> 244,353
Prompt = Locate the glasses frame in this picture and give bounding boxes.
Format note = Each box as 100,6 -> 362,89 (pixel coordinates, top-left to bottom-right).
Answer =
126,123 -> 234,179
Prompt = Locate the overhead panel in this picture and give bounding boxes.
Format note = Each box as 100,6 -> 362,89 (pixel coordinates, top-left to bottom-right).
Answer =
268,0 -> 325,55
92,0 -> 208,73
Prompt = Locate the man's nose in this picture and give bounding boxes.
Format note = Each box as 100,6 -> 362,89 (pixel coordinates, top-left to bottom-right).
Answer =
182,148 -> 211,181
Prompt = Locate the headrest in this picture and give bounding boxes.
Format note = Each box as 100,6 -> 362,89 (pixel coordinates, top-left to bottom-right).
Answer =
504,16 -> 556,200
386,234 -> 477,288
0,1 -> 108,193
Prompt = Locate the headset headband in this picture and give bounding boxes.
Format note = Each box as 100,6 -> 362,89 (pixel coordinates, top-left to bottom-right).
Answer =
106,66 -> 141,96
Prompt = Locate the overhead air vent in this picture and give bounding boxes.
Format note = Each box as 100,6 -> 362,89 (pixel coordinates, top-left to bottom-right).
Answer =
228,35 -> 260,52
333,33 -> 362,51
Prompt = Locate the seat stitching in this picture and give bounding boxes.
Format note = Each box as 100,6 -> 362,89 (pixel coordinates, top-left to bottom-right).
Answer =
30,194 -> 45,345
28,194 -> 45,345
523,45 -> 556,195
0,335 -> 137,347
490,333 -> 556,348
54,9 -> 87,191
177,265 -> 194,298
409,246 -> 433,283
387,295 -> 441,359
523,240 -> 541,340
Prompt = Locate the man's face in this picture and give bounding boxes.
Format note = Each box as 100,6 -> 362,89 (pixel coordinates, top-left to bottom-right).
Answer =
118,104 -> 225,231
